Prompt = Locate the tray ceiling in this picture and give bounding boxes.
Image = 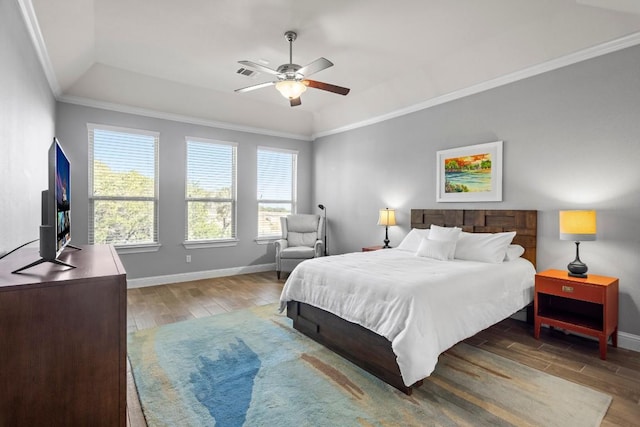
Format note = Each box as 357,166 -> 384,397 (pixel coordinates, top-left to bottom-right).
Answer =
27,0 -> 640,139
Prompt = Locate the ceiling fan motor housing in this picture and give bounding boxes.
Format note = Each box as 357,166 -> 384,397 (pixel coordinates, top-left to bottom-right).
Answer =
277,63 -> 303,80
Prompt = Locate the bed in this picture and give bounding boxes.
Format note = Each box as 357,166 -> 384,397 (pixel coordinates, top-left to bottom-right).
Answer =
280,209 -> 537,395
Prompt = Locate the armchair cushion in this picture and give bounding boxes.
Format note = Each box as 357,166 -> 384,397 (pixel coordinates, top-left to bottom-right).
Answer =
286,214 -> 320,233
280,246 -> 316,259
287,231 -> 318,247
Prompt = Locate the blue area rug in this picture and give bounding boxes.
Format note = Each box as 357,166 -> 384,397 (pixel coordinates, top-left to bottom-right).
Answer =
127,303 -> 611,427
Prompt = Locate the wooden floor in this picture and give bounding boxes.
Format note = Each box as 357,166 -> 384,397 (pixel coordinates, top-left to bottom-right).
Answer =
126,272 -> 640,427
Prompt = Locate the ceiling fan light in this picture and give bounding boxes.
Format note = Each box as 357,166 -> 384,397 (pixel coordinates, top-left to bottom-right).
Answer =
275,80 -> 307,99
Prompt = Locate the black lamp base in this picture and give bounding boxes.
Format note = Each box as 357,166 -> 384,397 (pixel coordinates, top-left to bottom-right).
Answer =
382,226 -> 391,249
567,241 -> 588,278
568,271 -> 588,279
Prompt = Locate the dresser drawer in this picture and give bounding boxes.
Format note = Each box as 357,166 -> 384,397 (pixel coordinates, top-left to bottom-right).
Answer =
536,277 -> 603,303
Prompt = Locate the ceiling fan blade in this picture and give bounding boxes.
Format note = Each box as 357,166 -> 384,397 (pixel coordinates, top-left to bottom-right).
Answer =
235,81 -> 276,93
290,97 -> 302,107
297,57 -> 333,77
303,80 -> 350,96
238,60 -> 281,76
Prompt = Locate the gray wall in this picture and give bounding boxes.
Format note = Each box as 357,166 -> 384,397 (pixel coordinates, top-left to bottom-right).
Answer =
0,0 -> 56,255
55,103 -> 313,279
313,45 -> 640,336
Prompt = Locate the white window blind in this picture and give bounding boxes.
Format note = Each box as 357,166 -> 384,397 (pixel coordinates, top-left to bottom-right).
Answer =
88,124 -> 159,246
257,147 -> 297,237
185,137 -> 237,241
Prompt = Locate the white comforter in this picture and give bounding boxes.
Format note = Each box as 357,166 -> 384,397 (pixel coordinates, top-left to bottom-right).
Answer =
279,248 -> 535,386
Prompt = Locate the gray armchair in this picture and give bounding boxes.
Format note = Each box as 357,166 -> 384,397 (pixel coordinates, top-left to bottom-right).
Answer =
275,214 -> 325,279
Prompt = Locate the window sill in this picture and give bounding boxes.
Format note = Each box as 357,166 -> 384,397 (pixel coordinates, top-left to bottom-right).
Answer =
183,239 -> 239,249
115,243 -> 161,254
255,237 -> 280,245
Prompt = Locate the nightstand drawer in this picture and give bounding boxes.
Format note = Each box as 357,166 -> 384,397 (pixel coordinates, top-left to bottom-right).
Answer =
536,277 -> 603,303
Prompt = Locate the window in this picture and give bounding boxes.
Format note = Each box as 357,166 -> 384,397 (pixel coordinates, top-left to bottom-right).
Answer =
185,137 -> 237,243
88,124 -> 159,247
257,147 -> 297,238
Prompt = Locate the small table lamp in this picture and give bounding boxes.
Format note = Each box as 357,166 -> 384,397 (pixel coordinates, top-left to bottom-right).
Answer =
377,208 -> 396,248
559,210 -> 597,278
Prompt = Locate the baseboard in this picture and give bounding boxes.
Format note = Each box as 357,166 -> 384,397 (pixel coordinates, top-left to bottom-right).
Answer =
618,331 -> 640,352
126,263 -> 276,288
531,324 -> 640,354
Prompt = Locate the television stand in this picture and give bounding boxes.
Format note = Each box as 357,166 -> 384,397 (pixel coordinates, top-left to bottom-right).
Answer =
11,245 -> 81,274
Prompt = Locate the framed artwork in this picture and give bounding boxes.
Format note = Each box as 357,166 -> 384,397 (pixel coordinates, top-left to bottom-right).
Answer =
436,141 -> 503,202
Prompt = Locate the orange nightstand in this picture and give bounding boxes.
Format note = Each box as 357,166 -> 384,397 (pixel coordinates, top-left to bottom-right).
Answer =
362,245 -> 384,252
534,269 -> 618,360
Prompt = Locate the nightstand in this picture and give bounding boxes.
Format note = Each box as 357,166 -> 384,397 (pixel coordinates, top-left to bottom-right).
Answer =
534,269 -> 618,360
362,245 -> 383,252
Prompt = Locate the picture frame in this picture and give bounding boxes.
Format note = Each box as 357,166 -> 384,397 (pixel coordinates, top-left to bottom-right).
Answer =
436,141 -> 503,202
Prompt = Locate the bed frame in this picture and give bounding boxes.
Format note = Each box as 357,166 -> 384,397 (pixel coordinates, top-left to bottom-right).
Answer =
287,209 -> 537,395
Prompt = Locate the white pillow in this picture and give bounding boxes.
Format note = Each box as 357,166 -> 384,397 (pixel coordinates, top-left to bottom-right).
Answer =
454,231 -> 517,263
396,228 -> 430,252
429,224 -> 462,240
504,244 -> 525,262
428,225 -> 461,260
416,238 -> 455,261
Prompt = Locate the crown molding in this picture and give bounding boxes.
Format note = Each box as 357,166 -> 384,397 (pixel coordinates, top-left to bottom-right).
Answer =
313,31 -> 640,139
58,95 -> 313,141
19,0 -> 640,143
16,0 -> 61,96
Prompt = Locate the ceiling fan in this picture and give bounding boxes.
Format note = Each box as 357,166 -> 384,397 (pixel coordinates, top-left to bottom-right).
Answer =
235,31 -> 350,107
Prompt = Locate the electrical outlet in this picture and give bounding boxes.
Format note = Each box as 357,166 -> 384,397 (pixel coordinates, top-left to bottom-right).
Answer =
186,255 -> 191,263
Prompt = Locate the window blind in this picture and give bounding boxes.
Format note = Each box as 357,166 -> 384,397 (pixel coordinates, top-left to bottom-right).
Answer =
257,147 -> 297,237
88,124 -> 159,246
185,138 -> 237,241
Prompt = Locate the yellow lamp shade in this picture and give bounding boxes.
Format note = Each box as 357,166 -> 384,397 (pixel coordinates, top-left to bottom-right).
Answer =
559,210 -> 596,241
377,208 -> 396,226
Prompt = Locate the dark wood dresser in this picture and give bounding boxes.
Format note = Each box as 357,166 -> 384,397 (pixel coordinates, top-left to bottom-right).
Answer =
0,244 -> 126,426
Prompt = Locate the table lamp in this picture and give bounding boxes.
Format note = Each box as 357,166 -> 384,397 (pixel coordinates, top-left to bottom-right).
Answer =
559,210 -> 596,278
377,208 -> 396,248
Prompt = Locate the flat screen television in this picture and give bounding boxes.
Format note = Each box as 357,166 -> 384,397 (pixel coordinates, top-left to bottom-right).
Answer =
12,138 -> 78,273
51,137 -> 71,256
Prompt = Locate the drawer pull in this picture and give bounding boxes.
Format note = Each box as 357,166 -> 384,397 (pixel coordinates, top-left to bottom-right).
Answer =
562,285 -> 574,293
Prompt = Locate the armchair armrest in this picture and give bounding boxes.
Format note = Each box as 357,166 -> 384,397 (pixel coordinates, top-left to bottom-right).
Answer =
275,239 -> 288,253
314,240 -> 325,257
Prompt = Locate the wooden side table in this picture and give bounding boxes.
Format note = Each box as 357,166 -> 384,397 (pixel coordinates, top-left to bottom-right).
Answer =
534,269 -> 618,359
362,245 -> 384,252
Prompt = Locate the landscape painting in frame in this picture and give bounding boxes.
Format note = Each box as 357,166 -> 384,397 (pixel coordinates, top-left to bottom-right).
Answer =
436,141 -> 503,202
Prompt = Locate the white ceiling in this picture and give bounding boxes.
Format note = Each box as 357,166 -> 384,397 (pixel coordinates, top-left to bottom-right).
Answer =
27,0 -> 640,139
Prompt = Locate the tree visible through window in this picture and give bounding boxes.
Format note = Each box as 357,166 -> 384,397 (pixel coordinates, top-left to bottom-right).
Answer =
88,124 -> 159,246
186,138 -> 237,241
257,147 -> 297,237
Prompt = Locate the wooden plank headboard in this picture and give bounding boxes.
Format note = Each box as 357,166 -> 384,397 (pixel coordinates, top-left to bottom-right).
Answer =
410,209 -> 537,268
